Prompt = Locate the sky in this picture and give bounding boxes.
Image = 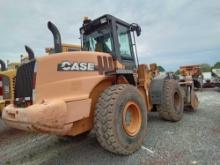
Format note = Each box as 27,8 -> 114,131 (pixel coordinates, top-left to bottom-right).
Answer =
0,0 -> 219,71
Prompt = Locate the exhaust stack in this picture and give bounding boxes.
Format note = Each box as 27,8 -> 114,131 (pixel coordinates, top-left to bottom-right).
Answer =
24,45 -> 35,60
0,60 -> 6,71
47,21 -> 62,53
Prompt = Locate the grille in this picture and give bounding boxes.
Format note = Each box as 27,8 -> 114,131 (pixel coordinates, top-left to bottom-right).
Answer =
0,76 -> 2,99
14,60 -> 35,107
2,76 -> 10,99
12,76 -> 16,97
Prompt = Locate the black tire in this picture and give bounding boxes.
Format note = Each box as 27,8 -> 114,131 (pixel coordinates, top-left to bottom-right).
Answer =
184,91 -> 199,112
94,84 -> 147,155
157,80 -> 184,121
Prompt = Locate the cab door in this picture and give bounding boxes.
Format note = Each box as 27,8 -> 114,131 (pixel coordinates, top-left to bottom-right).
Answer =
115,23 -> 136,70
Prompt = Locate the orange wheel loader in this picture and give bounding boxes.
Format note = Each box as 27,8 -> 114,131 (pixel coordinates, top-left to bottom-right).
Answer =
2,14 -> 198,155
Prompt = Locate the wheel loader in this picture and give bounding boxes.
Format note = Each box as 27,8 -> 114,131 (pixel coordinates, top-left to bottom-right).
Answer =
0,22 -> 79,116
0,60 -> 19,115
45,43 -> 80,54
46,21 -> 81,54
179,65 -> 203,89
0,47 -> 35,115
2,14 -> 198,155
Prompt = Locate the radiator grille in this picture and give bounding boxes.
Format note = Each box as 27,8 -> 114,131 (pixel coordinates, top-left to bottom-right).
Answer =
14,60 -> 35,107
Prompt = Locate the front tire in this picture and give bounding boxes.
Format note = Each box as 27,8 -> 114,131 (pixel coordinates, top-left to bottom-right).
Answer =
94,84 -> 147,155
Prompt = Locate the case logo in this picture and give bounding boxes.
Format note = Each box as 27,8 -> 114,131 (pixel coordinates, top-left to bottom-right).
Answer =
57,61 -> 97,71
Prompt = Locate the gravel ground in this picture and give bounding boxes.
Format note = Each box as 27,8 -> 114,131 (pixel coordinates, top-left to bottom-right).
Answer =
0,88 -> 219,165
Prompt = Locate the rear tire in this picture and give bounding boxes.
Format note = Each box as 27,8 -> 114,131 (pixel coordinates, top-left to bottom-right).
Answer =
94,84 -> 147,155
157,80 -> 184,121
184,90 -> 199,111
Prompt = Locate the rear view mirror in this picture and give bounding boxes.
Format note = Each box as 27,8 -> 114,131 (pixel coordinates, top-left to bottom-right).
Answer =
130,23 -> 141,37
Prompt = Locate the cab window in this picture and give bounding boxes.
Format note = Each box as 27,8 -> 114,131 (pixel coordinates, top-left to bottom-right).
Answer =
83,26 -> 113,53
117,24 -> 132,58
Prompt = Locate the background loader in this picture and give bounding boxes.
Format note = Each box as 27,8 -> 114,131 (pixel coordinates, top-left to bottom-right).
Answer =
3,14 -> 198,155
46,21 -> 81,54
179,65 -> 200,110
0,21 -> 80,116
179,65 -> 203,89
0,47 -> 35,115
0,59 -> 20,115
45,44 -> 80,54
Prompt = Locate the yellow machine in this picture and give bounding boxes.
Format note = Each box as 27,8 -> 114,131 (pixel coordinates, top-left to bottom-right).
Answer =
45,21 -> 81,54
0,46 -> 34,115
0,38 -> 79,115
180,65 -> 203,89
0,60 -> 17,114
45,43 -> 80,54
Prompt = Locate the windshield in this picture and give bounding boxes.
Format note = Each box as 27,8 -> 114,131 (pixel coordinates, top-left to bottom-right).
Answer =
82,26 -> 113,53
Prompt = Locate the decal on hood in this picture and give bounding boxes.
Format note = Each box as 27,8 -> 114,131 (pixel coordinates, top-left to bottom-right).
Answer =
57,61 -> 97,71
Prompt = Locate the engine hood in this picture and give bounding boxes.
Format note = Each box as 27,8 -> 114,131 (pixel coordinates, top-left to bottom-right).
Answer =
34,51 -> 114,102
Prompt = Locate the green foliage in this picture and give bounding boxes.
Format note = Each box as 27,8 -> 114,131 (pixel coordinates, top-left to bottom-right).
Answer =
158,65 -> 165,72
175,69 -> 180,75
200,63 -> 211,72
213,62 -> 220,68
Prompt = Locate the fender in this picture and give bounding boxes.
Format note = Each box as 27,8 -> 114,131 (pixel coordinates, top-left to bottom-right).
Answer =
106,69 -> 136,85
89,78 -> 113,116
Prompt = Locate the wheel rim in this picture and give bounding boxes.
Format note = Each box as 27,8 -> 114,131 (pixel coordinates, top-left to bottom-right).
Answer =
122,101 -> 142,136
174,91 -> 181,112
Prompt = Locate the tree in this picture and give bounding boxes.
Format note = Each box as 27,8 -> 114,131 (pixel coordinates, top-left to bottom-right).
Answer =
158,66 -> 165,72
175,70 -> 180,75
213,62 -> 220,69
200,63 -> 211,72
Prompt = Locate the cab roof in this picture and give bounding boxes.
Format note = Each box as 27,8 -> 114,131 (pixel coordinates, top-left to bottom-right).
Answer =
80,14 -> 130,34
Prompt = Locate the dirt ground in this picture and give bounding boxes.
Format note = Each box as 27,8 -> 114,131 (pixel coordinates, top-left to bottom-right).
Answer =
0,88 -> 219,165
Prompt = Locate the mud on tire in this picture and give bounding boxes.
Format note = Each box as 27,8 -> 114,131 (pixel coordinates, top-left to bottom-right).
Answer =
94,84 -> 147,155
157,80 -> 184,122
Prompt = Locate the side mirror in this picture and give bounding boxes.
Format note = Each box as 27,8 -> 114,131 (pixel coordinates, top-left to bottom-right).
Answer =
130,23 -> 141,37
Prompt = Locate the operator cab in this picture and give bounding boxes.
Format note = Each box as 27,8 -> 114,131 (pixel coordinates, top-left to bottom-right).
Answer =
80,14 -> 141,69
